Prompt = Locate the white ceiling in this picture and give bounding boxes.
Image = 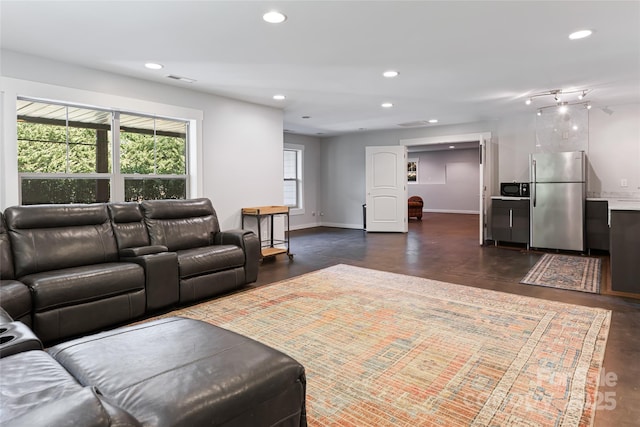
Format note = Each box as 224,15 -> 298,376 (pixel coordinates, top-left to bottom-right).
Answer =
1,0 -> 639,137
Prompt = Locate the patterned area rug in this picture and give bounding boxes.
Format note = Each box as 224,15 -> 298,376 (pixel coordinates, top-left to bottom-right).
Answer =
521,254 -> 602,294
157,264 -> 610,427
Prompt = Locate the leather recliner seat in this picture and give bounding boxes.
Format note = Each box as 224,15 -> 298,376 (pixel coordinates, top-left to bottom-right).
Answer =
140,198 -> 260,304
4,204 -> 146,343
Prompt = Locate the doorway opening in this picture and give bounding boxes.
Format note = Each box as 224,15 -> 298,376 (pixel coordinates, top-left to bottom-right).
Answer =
400,132 -> 496,245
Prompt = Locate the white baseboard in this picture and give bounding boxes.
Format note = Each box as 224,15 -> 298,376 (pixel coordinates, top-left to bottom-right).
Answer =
289,222 -> 322,231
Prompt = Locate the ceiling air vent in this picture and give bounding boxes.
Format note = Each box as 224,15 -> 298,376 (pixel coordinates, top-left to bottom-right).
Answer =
397,120 -> 430,128
166,75 -> 196,83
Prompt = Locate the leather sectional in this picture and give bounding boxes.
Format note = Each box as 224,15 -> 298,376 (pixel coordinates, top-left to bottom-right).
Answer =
0,198 -> 308,426
0,198 -> 260,344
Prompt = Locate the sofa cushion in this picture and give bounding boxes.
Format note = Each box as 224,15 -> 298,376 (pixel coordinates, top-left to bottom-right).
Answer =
4,204 -> 118,278
141,198 -> 220,251
177,245 -> 245,279
20,263 -> 144,312
0,280 -> 31,321
0,350 -> 82,424
48,317 -> 307,427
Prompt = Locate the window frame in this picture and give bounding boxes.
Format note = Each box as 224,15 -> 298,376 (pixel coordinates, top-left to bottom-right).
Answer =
16,97 -> 190,204
283,143 -> 304,215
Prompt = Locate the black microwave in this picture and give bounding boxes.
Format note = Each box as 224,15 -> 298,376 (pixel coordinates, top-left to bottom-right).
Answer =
500,182 -> 530,197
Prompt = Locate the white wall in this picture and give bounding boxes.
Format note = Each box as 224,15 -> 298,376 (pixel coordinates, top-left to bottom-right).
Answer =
588,103 -> 640,198
0,50 -> 284,230
409,148 -> 480,213
284,133 -> 322,230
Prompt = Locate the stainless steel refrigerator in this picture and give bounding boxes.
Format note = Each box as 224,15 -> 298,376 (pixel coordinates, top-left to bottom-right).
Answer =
530,151 -> 586,251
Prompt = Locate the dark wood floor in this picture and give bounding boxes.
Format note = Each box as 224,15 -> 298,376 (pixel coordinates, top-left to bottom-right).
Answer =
250,213 -> 640,427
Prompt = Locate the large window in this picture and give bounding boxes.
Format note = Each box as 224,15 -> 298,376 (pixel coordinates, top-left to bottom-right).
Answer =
283,145 -> 303,209
17,98 -> 188,204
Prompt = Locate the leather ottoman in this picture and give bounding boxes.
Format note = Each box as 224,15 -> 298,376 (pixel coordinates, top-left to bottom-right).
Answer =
48,317 -> 307,427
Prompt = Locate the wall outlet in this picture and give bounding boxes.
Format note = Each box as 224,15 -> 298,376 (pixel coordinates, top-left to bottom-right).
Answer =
621,178 -> 628,188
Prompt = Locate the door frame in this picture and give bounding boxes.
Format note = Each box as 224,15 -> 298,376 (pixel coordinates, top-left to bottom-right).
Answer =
400,132 -> 495,245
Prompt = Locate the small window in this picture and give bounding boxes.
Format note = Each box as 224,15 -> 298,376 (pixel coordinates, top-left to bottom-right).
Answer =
408,158 -> 419,183
283,145 -> 303,209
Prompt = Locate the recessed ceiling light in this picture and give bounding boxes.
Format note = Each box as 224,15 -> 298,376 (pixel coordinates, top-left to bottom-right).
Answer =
569,29 -> 593,40
383,70 -> 399,78
263,11 -> 287,24
428,119 -> 438,124
144,62 -> 163,70
381,102 -> 393,108
273,94 -> 286,100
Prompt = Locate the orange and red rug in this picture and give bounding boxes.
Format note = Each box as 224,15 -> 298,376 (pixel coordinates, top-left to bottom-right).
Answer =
160,264 -> 610,426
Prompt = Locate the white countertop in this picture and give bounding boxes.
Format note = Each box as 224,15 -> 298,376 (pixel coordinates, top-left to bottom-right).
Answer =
586,197 -> 640,211
607,200 -> 640,211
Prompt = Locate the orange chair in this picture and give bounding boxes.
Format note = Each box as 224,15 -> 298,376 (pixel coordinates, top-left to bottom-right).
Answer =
408,196 -> 423,220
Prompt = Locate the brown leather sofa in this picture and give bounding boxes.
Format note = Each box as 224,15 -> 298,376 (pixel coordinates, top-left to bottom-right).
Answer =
1,198 -> 260,345
0,308 -> 307,427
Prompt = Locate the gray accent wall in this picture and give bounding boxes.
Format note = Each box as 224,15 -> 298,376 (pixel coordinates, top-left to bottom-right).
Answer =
408,148 -> 480,214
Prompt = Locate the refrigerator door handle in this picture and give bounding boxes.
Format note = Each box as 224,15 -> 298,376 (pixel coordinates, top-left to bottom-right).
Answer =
532,159 -> 537,207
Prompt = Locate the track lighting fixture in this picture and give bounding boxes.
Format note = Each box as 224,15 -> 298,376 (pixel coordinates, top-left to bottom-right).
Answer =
525,88 -> 590,105
527,88 -> 593,116
534,101 -> 592,116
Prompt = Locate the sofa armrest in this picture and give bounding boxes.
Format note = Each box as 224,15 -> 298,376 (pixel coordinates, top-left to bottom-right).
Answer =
0,321 -> 43,358
119,245 -> 168,257
215,229 -> 260,283
120,252 -> 179,311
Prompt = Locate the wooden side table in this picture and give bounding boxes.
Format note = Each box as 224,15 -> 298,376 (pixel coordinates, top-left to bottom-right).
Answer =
241,206 -> 293,259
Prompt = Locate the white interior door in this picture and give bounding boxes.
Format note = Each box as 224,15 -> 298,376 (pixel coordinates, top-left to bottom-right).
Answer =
365,146 -> 408,233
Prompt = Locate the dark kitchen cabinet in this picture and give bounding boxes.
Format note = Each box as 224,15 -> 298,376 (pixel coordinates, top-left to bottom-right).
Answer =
586,200 -> 609,251
492,199 -> 530,245
610,209 -> 640,293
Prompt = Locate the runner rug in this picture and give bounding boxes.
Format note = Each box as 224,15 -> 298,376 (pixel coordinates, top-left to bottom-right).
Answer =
521,253 -> 602,294
159,264 -> 610,427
